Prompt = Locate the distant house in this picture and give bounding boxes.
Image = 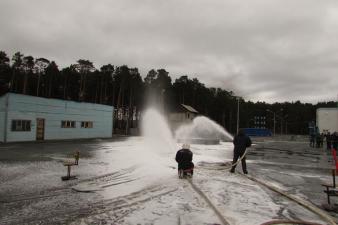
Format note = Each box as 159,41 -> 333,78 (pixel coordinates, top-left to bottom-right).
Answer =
0,93 -> 113,143
168,104 -> 198,131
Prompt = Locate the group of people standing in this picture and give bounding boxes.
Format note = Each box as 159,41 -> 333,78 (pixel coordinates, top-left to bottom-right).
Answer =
324,132 -> 338,150
310,131 -> 338,150
309,132 -> 324,148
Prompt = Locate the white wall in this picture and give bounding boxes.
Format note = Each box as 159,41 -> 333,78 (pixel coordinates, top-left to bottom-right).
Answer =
169,112 -> 186,122
5,93 -> 113,142
317,108 -> 338,133
0,95 -> 6,142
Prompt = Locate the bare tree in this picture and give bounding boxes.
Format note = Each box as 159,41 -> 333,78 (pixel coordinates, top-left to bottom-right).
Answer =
100,64 -> 114,104
34,58 -> 50,96
0,51 -> 10,93
73,59 -> 95,101
22,56 -> 34,94
45,61 -> 59,98
11,52 -> 24,92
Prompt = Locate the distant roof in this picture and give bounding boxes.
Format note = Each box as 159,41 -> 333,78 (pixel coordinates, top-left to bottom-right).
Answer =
181,104 -> 198,113
1,93 -> 113,109
317,108 -> 338,111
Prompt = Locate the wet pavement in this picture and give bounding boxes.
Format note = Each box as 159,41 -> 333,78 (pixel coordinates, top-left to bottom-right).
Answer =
249,139 -> 337,221
0,136 -> 337,225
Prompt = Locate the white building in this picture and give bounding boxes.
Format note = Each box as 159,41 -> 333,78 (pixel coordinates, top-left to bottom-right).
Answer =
0,93 -> 113,143
316,108 -> 338,133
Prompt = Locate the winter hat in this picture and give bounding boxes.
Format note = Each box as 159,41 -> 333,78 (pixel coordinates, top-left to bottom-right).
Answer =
182,143 -> 190,149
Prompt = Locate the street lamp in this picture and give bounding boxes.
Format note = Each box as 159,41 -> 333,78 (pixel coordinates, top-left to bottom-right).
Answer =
236,97 -> 240,134
280,114 -> 288,135
266,109 -> 276,136
266,109 -> 285,136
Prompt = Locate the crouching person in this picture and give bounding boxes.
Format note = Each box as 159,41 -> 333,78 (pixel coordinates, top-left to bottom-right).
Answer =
175,144 -> 194,178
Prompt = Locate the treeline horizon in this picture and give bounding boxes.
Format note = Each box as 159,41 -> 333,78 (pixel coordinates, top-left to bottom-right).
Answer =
0,50 -> 336,135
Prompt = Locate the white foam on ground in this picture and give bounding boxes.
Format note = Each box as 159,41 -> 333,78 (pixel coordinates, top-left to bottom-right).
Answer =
1,109 -> 327,225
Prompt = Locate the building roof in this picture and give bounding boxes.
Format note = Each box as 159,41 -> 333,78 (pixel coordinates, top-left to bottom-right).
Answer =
181,104 -> 198,113
317,107 -> 338,111
1,93 -> 113,110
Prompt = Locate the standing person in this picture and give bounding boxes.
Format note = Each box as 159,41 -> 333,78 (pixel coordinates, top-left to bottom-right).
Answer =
74,151 -> 80,165
333,132 -> 338,150
310,133 -> 315,148
230,129 -> 252,174
316,133 -> 321,148
326,132 -> 332,150
320,133 -> 324,148
175,144 -> 194,178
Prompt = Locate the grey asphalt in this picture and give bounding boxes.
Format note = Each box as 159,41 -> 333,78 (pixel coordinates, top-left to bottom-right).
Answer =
248,137 -> 337,222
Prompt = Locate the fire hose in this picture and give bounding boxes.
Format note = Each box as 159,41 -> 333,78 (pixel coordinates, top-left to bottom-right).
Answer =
191,146 -> 336,225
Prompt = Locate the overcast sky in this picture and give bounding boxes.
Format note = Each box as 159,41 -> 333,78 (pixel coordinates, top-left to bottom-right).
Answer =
1,0 -> 337,103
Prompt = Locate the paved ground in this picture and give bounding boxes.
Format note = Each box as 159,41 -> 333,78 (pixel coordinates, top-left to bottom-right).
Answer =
249,138 -> 338,221
250,138 -> 331,202
0,136 -> 336,225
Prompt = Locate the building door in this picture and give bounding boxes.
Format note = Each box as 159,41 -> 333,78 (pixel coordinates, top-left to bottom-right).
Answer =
36,118 -> 45,140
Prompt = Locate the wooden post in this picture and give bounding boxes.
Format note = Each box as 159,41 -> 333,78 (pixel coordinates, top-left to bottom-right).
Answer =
327,187 -> 331,205
67,165 -> 71,178
62,162 -> 77,181
333,169 -> 336,188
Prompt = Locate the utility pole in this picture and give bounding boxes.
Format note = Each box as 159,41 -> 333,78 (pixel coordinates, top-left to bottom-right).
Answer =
4,93 -> 9,143
236,97 -> 240,134
273,112 -> 276,136
281,115 -> 288,135
267,109 -> 276,136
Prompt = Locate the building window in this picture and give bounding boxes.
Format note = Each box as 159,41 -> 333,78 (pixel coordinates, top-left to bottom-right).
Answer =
81,121 -> 93,128
11,120 -> 31,131
61,120 -> 76,128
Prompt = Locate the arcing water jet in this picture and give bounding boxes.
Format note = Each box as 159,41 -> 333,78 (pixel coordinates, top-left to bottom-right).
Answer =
175,116 -> 233,144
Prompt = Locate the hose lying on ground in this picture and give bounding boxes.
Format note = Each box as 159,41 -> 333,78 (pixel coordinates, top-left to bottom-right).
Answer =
260,220 -> 325,225
244,175 -> 337,225
196,145 -> 335,225
233,146 -> 336,225
187,178 -> 231,225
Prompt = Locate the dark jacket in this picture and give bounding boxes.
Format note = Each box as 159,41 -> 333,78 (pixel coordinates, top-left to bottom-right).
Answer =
175,149 -> 193,170
333,133 -> 338,149
233,133 -> 252,153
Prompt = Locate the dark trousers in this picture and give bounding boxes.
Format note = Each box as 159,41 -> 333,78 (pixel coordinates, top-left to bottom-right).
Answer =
178,162 -> 194,175
310,139 -> 315,147
333,142 -> 338,150
230,151 -> 247,173
178,162 -> 194,170
327,141 -> 331,150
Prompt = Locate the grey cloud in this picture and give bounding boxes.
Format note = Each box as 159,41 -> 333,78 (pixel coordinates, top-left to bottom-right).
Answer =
1,0 -> 337,103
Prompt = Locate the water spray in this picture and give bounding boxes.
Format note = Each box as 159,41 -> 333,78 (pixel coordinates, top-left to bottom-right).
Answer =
175,116 -> 233,144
